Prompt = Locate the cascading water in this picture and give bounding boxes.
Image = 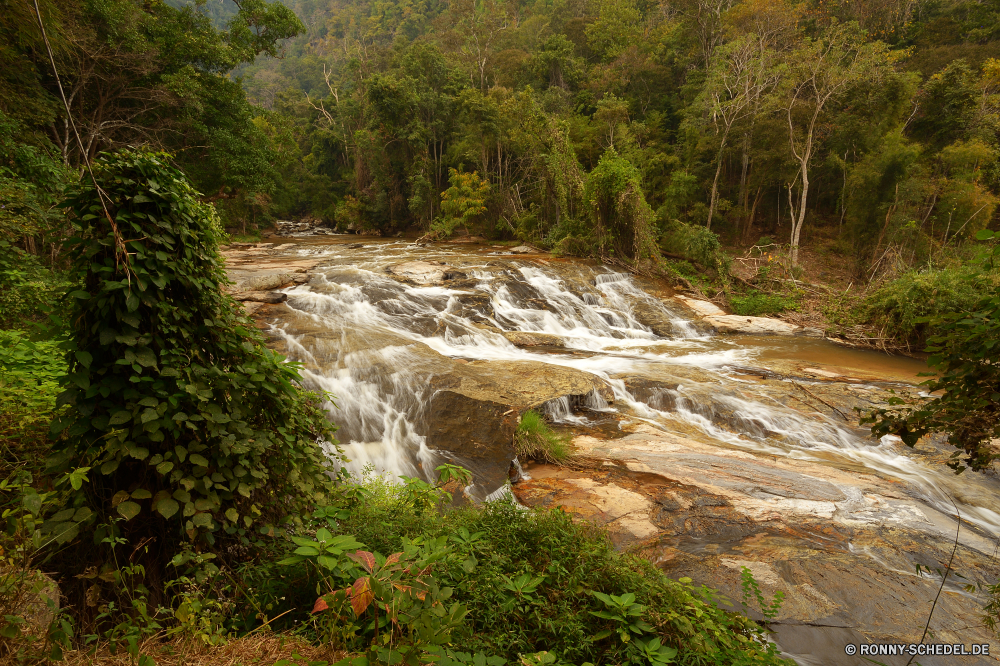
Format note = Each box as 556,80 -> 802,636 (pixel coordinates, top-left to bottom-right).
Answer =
258,239 -> 1000,542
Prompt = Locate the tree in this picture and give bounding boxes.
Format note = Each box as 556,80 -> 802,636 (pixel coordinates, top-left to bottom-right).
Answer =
584,150 -> 658,262
430,167 -> 490,237
783,22 -> 891,265
700,35 -> 785,230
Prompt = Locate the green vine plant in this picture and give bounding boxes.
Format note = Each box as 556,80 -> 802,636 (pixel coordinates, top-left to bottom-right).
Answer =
45,149 -> 342,616
738,566 -> 785,624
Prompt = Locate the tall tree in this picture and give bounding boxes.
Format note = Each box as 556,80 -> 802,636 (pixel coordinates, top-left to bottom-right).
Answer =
783,21 -> 891,264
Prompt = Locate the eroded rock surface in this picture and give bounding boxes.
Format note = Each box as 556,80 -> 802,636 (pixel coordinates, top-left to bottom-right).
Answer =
513,426 -> 1000,665
673,295 -> 823,337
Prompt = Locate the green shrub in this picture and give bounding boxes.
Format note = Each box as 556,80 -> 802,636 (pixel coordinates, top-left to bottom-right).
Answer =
658,217 -> 729,275
514,410 -> 571,463
864,230 -> 1000,473
48,150 -> 341,579
0,329 -> 65,471
246,473 -> 789,666
729,291 -> 801,317
862,264 -> 996,347
584,151 -> 658,262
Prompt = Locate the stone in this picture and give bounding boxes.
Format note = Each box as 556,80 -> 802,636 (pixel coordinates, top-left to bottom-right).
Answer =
509,245 -> 539,254
674,295 -> 727,317
385,261 -> 466,284
422,360 -> 612,492
502,331 -> 565,348
233,291 -> 288,304
703,314 -> 802,335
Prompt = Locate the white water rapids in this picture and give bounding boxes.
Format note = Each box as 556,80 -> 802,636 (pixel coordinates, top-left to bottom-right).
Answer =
258,240 -> 1000,545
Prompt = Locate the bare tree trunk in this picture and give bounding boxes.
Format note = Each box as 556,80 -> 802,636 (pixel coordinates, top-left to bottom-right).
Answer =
790,160 -> 808,265
706,132 -> 729,230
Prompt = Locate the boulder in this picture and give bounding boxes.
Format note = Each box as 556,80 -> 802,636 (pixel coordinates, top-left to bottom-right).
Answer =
674,295 -> 727,317
423,360 -> 612,493
502,331 -> 565,348
509,245 -> 540,254
233,291 -> 288,304
703,314 -> 801,335
386,261 -> 466,284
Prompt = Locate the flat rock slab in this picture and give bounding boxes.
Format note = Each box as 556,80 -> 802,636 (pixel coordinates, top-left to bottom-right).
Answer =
704,314 -> 802,336
513,427 -> 1000,665
508,245 -> 540,254
386,261 -> 466,284
502,331 -> 565,348
674,295 -> 726,317
233,291 -> 288,303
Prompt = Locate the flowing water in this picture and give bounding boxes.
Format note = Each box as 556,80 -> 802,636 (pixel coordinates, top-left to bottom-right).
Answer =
252,238 -> 1000,543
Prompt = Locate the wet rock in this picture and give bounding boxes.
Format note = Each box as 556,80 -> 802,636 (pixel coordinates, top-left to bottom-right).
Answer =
233,291 -> 288,304
386,261 -> 465,284
423,361 -> 612,492
514,427 -> 1000,665
509,245 -> 540,254
502,331 -> 565,348
275,217 -> 334,237
230,273 -> 301,292
630,301 -> 682,337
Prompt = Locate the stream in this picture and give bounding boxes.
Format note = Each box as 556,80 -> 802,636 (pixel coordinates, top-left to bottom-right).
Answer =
226,237 -> 1000,665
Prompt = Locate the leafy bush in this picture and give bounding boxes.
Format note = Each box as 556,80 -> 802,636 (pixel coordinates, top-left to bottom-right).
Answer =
861,263 -> 995,347
658,217 -> 729,275
514,410 -> 570,463
584,151 -> 658,263
48,150 -> 341,582
0,330 -> 65,465
248,472 -> 788,666
729,291 -> 800,317
429,169 -> 491,239
864,230 -> 1000,472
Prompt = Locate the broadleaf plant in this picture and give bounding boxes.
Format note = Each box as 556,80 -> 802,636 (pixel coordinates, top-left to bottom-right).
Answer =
48,149 -> 341,563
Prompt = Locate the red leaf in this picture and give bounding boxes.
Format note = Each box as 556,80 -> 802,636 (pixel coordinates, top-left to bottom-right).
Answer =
312,596 -> 329,614
348,550 -> 377,573
385,552 -> 403,566
351,576 -> 374,616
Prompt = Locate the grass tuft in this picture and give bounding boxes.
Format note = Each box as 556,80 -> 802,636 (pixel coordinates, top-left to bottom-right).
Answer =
514,410 -> 571,463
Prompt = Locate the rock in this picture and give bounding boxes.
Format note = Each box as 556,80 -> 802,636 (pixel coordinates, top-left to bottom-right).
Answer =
703,314 -> 802,335
674,295 -> 727,317
513,427 -> 1000,663
274,217 -> 334,237
422,360 -> 613,493
795,326 -> 825,338
346,243 -> 364,249
509,245 -> 539,254
386,261 -> 466,284
502,331 -> 565,348
3,570 -> 60,635
233,291 -> 288,304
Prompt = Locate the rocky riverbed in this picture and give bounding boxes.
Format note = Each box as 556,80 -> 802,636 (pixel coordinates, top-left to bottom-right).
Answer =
224,236 -> 1000,665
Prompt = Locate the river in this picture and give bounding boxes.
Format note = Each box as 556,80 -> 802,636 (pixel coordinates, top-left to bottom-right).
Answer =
226,236 -> 1000,665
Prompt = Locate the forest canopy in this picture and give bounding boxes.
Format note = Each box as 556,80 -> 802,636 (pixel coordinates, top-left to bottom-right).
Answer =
2,0 -> 999,270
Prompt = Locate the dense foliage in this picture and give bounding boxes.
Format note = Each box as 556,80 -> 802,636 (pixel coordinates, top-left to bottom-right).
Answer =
48,150 -> 340,591
179,0 -> 999,269
864,230 -> 1000,471
238,472 -> 788,666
